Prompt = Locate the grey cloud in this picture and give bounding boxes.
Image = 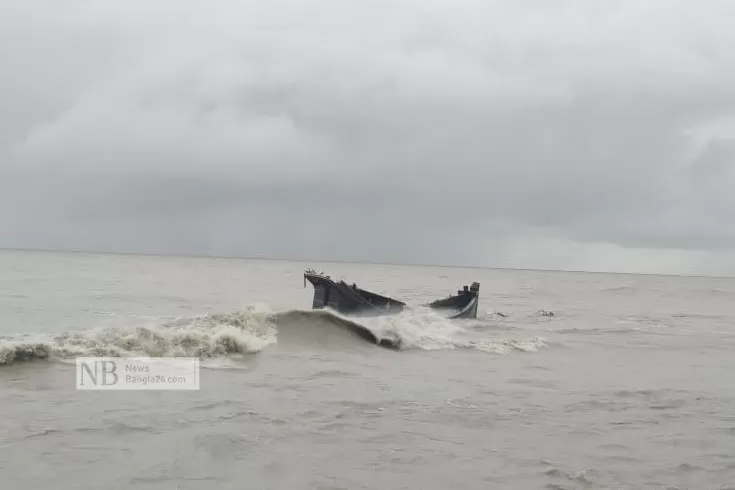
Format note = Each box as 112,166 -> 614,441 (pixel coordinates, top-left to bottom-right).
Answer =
2,0 -> 735,274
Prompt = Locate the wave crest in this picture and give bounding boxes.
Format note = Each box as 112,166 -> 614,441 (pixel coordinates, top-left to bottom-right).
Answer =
0,304 -> 548,366
0,306 -> 277,366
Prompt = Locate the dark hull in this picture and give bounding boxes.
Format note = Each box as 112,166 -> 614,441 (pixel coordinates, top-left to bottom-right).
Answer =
425,282 -> 480,319
303,271 -> 406,317
303,270 -> 479,320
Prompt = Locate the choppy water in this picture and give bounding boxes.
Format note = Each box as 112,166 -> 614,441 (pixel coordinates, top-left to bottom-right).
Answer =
1,249 -> 734,489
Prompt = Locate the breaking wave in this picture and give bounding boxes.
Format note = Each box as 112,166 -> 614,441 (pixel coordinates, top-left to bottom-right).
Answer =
0,304 -> 547,366
0,305 -> 277,366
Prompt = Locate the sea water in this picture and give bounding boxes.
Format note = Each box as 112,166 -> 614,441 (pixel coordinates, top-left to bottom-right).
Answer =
1,249 -> 734,489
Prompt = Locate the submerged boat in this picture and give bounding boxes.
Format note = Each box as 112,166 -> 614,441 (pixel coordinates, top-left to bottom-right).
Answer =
303,269 -> 480,319
303,269 -> 406,317
425,282 -> 480,319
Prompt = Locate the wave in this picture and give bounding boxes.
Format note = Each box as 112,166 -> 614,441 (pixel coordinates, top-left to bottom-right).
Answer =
0,305 -> 277,366
0,304 -> 547,366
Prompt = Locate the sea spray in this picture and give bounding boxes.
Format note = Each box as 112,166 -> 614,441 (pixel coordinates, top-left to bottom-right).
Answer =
0,307 -> 277,366
317,306 -> 547,353
0,304 -> 549,366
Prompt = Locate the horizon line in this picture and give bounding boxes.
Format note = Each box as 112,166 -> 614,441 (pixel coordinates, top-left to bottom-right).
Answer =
1,246 -> 733,280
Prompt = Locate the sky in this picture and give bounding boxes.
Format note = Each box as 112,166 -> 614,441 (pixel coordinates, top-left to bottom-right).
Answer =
2,0 -> 735,276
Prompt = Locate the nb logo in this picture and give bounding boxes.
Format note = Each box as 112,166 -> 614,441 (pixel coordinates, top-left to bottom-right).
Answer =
78,359 -> 119,387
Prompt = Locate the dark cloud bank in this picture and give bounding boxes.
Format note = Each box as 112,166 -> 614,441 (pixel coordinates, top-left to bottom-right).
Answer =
2,0 -> 735,275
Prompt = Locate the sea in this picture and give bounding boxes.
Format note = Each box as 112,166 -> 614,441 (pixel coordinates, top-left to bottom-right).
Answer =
1,249 -> 734,490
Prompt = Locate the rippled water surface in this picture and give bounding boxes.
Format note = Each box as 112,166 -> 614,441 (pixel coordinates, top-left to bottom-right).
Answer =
1,249 -> 734,489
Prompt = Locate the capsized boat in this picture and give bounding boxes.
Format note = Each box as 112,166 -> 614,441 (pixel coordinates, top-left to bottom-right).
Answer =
303,269 -> 479,319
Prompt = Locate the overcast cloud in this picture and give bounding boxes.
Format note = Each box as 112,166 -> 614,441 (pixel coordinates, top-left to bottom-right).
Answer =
2,0 -> 735,275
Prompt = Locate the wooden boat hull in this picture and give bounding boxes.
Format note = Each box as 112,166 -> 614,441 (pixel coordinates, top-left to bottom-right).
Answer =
303,270 -> 406,317
425,282 -> 480,319
303,270 -> 480,320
